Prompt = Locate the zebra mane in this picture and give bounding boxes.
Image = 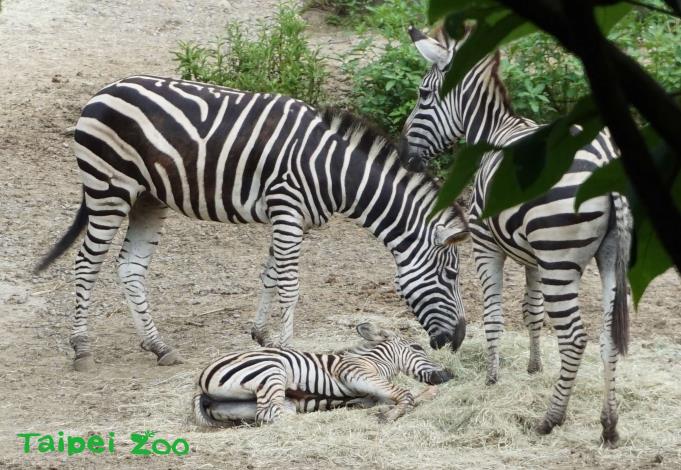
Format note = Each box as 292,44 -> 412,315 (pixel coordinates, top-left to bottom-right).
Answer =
319,108 -> 463,224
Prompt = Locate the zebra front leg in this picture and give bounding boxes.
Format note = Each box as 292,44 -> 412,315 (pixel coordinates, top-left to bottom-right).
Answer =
254,369 -> 292,424
524,267 -> 545,374
269,214 -> 304,347
535,273 -> 586,435
251,252 -> 277,346
71,196 -> 131,371
473,239 -> 506,385
117,193 -> 182,366
348,376 -> 415,422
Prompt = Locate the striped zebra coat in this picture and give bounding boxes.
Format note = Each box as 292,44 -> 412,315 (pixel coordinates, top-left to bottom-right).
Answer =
193,323 -> 453,426
401,27 -> 632,446
35,75 -> 469,372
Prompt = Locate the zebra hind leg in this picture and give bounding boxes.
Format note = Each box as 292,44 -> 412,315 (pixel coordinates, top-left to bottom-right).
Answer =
254,369 -> 291,424
535,273 -> 586,435
71,197 -> 131,371
116,193 -> 182,366
596,230 -> 623,447
523,267 -> 544,374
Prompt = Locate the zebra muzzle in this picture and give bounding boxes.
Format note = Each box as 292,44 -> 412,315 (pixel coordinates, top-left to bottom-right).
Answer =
427,369 -> 454,385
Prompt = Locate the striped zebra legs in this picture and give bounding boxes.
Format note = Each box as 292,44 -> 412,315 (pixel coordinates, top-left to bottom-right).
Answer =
596,230 -> 621,446
536,272 -> 587,434
254,367 -> 294,424
524,267 -> 545,374
116,193 -> 182,366
473,237 -> 506,385
251,252 -> 278,346
71,196 -> 131,371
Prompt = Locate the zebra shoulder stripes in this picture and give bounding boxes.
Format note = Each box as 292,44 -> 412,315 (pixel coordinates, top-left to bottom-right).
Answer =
193,322 -> 453,426
35,75 -> 469,372
401,27 -> 632,446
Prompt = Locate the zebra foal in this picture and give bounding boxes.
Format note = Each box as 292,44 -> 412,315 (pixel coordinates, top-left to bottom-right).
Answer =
193,322 -> 453,426
35,75 -> 469,372
401,27 -> 632,445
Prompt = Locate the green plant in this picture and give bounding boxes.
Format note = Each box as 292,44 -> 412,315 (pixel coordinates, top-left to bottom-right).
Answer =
173,3 -> 328,105
343,40 -> 427,135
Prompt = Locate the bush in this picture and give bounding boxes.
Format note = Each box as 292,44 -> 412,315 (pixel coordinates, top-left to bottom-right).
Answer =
502,3 -> 681,121
173,3 -> 328,105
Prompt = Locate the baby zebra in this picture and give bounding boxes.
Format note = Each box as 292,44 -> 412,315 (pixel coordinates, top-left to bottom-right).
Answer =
193,323 -> 453,426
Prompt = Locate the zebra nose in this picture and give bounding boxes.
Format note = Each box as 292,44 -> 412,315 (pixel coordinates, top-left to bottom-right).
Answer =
428,369 -> 454,385
398,136 -> 427,172
430,331 -> 453,349
451,318 -> 467,352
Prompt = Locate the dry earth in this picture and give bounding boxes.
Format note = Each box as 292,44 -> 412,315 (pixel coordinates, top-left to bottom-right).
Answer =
1,1 -> 680,469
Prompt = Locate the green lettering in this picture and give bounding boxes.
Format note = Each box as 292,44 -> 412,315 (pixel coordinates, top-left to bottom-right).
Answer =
151,438 -> 170,455
67,436 -> 86,456
171,438 -> 190,456
87,435 -> 104,454
57,431 -> 64,452
16,433 -> 40,453
38,435 -> 55,453
108,432 -> 115,453
129,433 -> 150,456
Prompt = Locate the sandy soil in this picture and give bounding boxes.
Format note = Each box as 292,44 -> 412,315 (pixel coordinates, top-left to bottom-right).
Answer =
1,1 -> 680,468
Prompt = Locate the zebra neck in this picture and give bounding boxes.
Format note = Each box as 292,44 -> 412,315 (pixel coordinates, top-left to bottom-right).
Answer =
458,55 -> 538,146
337,152 -> 438,259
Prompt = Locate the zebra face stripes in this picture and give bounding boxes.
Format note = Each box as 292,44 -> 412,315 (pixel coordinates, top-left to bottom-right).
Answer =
402,28 -> 632,446
36,75 -> 469,372
193,322 -> 453,426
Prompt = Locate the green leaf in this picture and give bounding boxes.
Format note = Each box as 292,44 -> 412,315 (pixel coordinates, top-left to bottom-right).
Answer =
432,143 -> 496,215
441,12 -> 530,97
595,3 -> 633,36
574,159 -> 628,210
428,0 -> 498,23
481,96 -> 603,218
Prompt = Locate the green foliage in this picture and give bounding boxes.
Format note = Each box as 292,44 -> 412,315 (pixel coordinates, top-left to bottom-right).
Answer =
343,40 -> 427,135
430,0 -> 681,303
173,3 -> 327,105
502,3 -> 681,121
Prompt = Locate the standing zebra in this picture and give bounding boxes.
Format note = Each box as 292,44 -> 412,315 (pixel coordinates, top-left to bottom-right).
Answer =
35,75 -> 469,372
193,322 -> 452,426
401,27 -> 632,446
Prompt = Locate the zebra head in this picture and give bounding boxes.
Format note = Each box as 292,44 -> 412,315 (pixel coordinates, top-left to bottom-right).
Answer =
393,210 -> 469,351
356,323 -> 454,384
401,26 -> 465,172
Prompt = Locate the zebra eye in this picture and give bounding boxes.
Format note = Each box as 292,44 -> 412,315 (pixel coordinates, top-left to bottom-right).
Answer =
411,344 -> 424,351
418,87 -> 433,100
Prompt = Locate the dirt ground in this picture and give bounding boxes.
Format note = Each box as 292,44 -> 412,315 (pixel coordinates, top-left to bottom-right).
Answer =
1,1 -> 680,469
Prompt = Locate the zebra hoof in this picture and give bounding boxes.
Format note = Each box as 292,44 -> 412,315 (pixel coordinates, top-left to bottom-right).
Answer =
485,376 -> 498,386
535,418 -> 555,435
73,355 -> 96,372
601,430 -> 620,449
157,349 -> 184,366
527,362 -> 542,374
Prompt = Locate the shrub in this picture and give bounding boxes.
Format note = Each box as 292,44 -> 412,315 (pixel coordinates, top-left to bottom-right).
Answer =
173,3 -> 328,105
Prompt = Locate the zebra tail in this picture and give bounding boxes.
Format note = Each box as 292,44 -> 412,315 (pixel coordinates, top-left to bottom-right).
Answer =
612,193 -> 632,356
34,195 -> 88,274
193,393 -> 223,428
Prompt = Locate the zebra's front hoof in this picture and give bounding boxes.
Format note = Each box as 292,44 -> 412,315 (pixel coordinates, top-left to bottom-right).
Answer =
601,430 -> 620,449
485,374 -> 498,386
250,327 -> 270,346
73,355 -> 96,372
535,418 -> 556,435
157,349 -> 184,366
527,361 -> 542,374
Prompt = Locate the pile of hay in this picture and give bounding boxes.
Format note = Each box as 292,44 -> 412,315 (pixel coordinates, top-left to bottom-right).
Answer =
171,326 -> 681,469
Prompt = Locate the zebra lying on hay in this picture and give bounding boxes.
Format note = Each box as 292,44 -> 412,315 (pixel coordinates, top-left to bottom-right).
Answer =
401,26 -> 632,446
193,323 -> 453,426
34,75 -> 469,372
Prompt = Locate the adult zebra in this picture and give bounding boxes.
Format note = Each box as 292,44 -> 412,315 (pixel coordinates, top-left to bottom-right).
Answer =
401,27 -> 632,446
35,75 -> 469,372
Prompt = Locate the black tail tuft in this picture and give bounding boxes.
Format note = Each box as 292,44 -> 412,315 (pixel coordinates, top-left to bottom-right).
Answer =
611,193 -> 632,356
34,196 -> 88,274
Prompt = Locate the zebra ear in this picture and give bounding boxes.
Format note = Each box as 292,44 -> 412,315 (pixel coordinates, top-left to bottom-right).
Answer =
408,26 -> 453,71
435,225 -> 470,246
356,323 -> 395,341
